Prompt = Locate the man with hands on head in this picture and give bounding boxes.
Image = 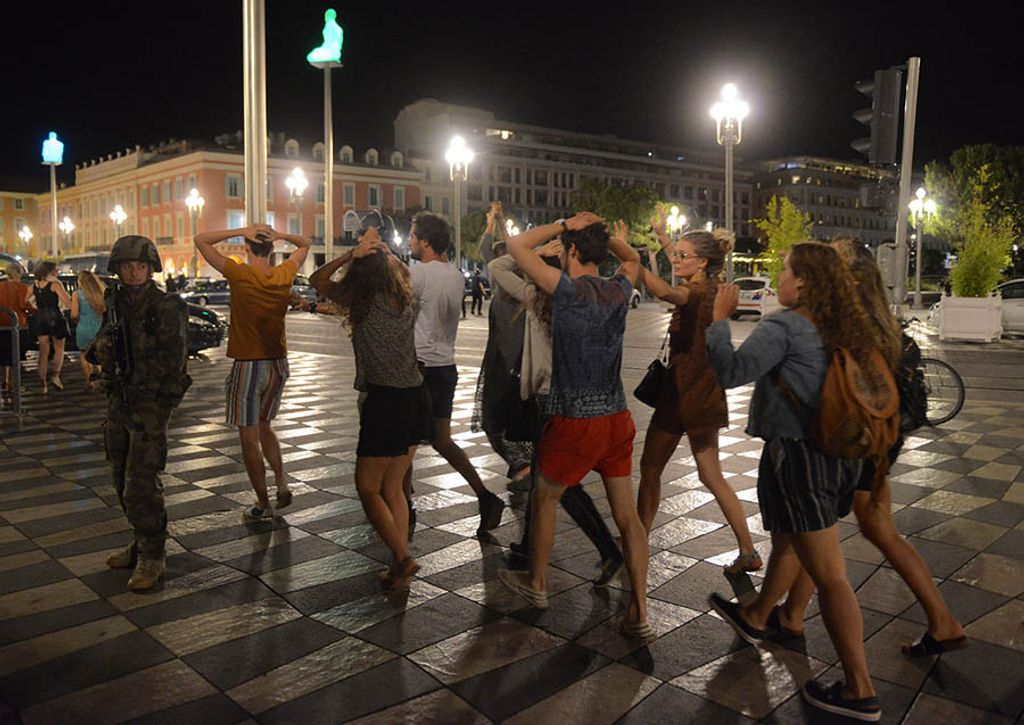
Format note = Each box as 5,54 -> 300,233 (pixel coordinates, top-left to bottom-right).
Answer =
498,212 -> 652,638
194,224 -> 310,521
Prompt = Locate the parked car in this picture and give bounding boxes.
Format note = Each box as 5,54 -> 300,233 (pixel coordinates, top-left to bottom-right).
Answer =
291,275 -> 318,304
180,279 -> 231,306
732,276 -> 779,317
21,275 -> 224,356
927,278 -> 1024,334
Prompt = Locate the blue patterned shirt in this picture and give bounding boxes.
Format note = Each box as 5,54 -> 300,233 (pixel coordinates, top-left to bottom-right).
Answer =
547,272 -> 632,418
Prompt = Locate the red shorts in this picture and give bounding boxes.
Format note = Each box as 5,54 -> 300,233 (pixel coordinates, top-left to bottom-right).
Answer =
538,410 -> 636,486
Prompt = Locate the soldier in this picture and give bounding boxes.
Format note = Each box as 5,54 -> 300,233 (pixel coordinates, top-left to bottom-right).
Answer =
91,236 -> 190,591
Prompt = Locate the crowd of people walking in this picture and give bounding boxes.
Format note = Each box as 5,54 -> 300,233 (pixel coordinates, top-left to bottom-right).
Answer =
2,202 -> 971,722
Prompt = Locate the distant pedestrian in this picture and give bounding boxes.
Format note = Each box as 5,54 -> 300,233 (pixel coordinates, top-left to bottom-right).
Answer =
71,270 -> 106,391
0,263 -> 31,403
471,269 -> 485,315
26,261 -> 71,393
195,223 -> 310,521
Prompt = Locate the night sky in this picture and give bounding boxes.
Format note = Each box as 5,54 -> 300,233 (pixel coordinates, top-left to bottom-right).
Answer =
4,1 -> 1021,188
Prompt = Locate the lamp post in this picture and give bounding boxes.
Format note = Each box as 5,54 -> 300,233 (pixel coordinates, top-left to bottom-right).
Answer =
307,8 -> 344,260
445,135 -> 474,270
908,186 -> 937,308
41,132 -> 64,258
504,218 -> 521,238
185,188 -> 205,277
286,167 -> 308,211
710,83 -> 749,282
58,217 -> 74,253
109,204 -> 127,242
18,226 -> 33,257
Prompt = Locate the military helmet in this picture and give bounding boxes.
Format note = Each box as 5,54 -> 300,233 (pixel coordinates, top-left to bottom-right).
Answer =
108,235 -> 162,273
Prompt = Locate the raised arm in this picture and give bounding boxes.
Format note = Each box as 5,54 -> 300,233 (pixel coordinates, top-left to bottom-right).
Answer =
194,225 -> 268,274
309,229 -> 385,298
274,229 -> 311,270
608,219 -> 641,285
507,222 -> 565,295
705,284 -> 787,388
640,267 -> 690,306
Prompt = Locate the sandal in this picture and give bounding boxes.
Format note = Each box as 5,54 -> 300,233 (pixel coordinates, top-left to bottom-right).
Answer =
902,632 -> 968,657
724,551 -> 763,576
381,556 -> 420,591
621,618 -> 656,641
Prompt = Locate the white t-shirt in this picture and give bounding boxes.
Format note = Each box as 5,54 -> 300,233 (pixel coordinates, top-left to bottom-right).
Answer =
410,260 -> 464,367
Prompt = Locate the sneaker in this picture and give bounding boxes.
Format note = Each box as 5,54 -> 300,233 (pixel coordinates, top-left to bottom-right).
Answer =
802,680 -> 881,722
594,552 -> 624,588
708,592 -> 770,646
106,545 -> 137,570
498,568 -> 548,609
502,551 -> 530,571
127,557 -> 165,592
243,505 -> 274,521
478,493 -> 505,533
275,487 -> 293,509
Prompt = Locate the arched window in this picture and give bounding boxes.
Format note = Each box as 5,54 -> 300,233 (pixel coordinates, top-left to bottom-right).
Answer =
365,148 -> 379,166
284,139 -> 300,158
312,142 -> 325,161
390,151 -> 404,168
339,145 -> 353,164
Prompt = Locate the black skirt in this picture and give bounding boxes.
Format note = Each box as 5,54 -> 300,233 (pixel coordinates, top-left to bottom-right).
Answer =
357,383 -> 433,457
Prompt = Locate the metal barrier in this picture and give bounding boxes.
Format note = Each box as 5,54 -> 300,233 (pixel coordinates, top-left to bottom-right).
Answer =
1,306 -> 22,419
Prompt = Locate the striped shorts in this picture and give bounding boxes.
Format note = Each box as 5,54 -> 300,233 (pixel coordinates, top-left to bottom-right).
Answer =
757,438 -> 863,534
225,358 -> 290,427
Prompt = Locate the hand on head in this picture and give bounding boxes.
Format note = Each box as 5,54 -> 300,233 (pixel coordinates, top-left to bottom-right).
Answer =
353,227 -> 387,258
246,223 -> 275,242
611,220 -> 628,245
539,239 -> 564,258
713,284 -> 739,321
565,211 -> 603,231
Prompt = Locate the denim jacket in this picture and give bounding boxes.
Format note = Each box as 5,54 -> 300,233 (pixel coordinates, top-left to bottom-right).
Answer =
704,310 -> 827,440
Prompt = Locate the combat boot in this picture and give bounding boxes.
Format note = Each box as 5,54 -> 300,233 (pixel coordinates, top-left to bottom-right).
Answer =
127,557 -> 165,592
106,545 -> 137,569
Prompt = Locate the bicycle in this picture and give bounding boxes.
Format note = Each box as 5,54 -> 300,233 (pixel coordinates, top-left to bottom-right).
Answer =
900,316 -> 966,426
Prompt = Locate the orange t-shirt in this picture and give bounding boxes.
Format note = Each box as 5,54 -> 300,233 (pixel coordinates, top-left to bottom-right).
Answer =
0,281 -> 31,327
223,259 -> 297,360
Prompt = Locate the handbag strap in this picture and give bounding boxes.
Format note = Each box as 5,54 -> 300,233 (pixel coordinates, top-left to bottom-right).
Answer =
657,328 -> 670,365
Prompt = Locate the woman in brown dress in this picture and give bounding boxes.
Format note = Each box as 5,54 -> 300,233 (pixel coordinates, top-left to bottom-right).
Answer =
637,212 -> 761,575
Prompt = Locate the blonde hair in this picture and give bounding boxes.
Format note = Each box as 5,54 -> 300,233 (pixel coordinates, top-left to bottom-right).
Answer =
77,270 -> 106,315
680,228 -> 735,279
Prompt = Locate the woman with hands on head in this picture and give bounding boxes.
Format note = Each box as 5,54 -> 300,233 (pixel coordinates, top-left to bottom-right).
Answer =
634,210 -> 760,576
310,226 -> 431,591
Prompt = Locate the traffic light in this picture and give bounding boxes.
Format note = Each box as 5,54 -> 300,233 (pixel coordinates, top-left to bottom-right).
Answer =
851,69 -> 903,165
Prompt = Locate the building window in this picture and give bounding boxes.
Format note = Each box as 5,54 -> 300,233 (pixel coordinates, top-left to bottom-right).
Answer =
315,216 -> 325,240
141,186 -> 149,207
187,175 -> 197,191
313,143 -> 325,161
467,184 -> 483,202
288,213 -> 300,235
365,149 -> 379,166
535,170 -> 548,186
285,139 -> 299,158
368,185 -> 381,208
394,187 -> 405,210
225,174 -> 243,199
174,178 -> 184,200
152,183 -> 160,205
176,213 -> 185,238
162,181 -> 171,204
424,196 -> 433,211
14,198 -> 24,211
266,177 -> 273,201
315,183 -> 325,203
343,183 -> 355,206
143,219 -> 150,238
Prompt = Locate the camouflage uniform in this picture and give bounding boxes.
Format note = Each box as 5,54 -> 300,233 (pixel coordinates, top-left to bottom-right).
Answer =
93,279 -> 190,561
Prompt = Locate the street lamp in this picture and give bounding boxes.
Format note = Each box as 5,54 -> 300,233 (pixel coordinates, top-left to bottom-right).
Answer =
18,226 -> 33,255
185,188 -> 205,277
666,206 -> 688,287
908,186 -> 937,308
109,204 -> 127,240
504,218 -> 521,238
710,83 -> 749,282
445,135 -> 474,270
286,167 -> 308,207
58,217 -> 74,252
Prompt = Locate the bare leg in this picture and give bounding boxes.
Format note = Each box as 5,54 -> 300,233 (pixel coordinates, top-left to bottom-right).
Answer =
37,336 -> 50,385
742,531 -> 804,629
692,442 -> 758,556
258,420 -> 285,491
527,474 -> 564,592
51,338 -> 65,377
431,417 -> 489,499
603,474 -> 650,625
854,488 -> 964,641
637,425 -> 681,533
80,354 -> 93,389
791,527 -> 875,700
356,454 -> 411,564
238,426 -> 270,509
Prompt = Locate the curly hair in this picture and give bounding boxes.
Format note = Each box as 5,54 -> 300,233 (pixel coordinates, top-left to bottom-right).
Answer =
787,242 -> 885,360
327,253 -> 412,329
831,238 -> 902,371
412,213 -> 451,255
563,222 -> 609,265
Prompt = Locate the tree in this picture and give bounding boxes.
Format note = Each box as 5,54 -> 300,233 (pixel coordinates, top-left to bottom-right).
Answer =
925,144 -> 1024,250
458,210 -> 487,266
571,177 -> 664,277
753,196 -> 813,285
947,167 -> 1016,297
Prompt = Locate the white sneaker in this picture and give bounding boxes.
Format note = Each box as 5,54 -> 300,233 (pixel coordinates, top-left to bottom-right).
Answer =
243,504 -> 275,521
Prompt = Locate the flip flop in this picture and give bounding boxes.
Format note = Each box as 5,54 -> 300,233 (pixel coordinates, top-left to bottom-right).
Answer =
902,632 -> 969,657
